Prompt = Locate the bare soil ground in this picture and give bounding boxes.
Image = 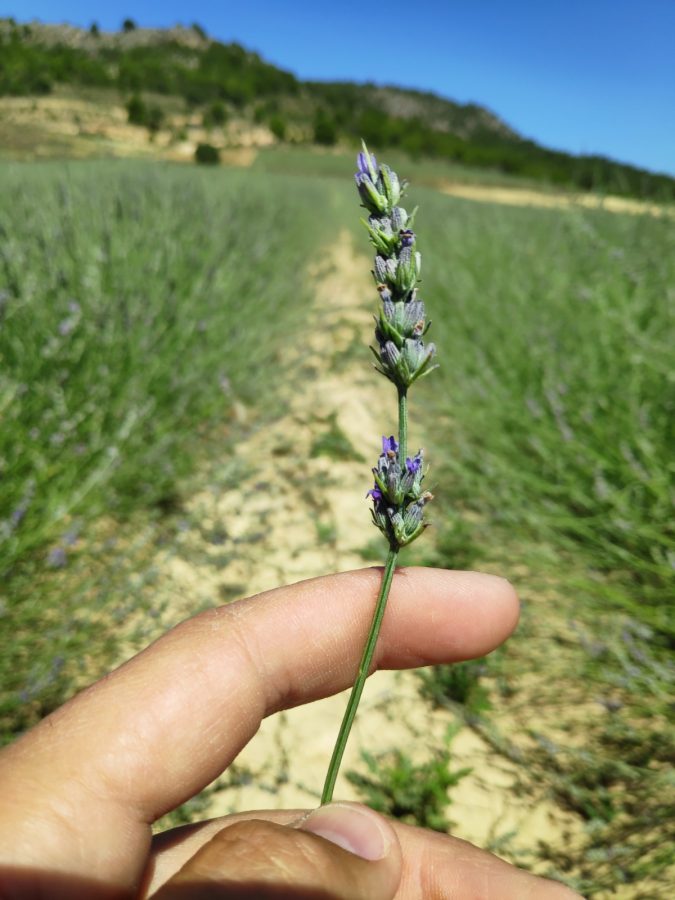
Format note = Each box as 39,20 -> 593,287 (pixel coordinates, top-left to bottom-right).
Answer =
0,93 -> 273,162
439,180 -> 675,218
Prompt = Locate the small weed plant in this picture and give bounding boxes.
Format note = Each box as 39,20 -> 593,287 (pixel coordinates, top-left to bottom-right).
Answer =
347,729 -> 471,833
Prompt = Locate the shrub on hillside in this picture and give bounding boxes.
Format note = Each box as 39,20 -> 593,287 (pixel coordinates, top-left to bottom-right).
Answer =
202,101 -> 227,128
313,111 -> 336,146
145,104 -> 164,134
194,142 -> 220,165
126,94 -> 146,125
269,114 -> 286,141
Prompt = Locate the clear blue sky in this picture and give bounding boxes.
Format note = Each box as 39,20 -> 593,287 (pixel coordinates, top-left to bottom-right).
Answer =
7,1 -> 675,175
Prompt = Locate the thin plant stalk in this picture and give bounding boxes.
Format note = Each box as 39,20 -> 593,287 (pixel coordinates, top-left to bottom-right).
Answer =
321,545 -> 398,804
398,388 -> 408,464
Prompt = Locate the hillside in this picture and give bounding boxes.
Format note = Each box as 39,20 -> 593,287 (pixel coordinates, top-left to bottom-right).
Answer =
1,17 -> 674,200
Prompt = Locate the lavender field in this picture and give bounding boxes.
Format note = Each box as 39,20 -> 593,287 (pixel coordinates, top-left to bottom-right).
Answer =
1,155 -> 673,896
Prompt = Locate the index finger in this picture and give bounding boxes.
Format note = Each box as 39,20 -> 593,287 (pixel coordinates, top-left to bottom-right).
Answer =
0,567 -> 518,890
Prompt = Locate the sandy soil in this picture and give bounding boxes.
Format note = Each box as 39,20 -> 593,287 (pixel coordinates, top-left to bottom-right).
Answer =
127,231 -> 585,869
440,181 -> 675,218
0,94 -> 271,161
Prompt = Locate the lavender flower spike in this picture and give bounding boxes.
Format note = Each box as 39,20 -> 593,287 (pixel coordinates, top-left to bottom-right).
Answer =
322,145 -> 437,805
360,145 -> 436,543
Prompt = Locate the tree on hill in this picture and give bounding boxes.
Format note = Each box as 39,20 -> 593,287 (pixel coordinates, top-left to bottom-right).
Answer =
269,115 -> 286,141
122,18 -> 137,33
314,110 -> 337,146
126,94 -> 146,125
195,142 -> 219,164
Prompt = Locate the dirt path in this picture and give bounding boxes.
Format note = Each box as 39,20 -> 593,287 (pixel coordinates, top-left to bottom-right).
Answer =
137,230 -> 584,871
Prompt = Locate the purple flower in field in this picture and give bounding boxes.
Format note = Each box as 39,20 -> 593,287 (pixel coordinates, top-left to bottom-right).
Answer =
401,451 -> 424,497
356,143 -> 435,548
357,149 -> 377,180
369,438 -> 425,512
10,503 -> 28,528
47,547 -> 67,568
382,435 -> 398,455
406,454 -> 422,475
64,526 -> 80,546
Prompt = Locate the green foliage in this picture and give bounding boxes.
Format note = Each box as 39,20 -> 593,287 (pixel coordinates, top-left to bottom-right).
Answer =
413,515 -> 478,571
306,82 -> 675,200
126,93 -> 146,125
145,103 -> 164,134
314,110 -> 337,146
0,161 -> 332,739
347,732 -> 471,832
418,662 -> 492,714
268,114 -> 286,141
125,94 -> 163,133
202,100 -> 227,128
417,192 -> 675,638
89,22 -> 99,38
194,142 -> 219,164
122,18 -> 136,33
0,25 -> 297,110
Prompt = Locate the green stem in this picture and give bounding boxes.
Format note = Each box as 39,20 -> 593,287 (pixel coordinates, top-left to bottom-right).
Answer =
321,546 -> 398,804
398,388 -> 408,465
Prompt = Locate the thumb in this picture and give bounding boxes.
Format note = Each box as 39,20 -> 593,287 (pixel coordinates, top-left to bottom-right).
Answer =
152,803 -> 402,899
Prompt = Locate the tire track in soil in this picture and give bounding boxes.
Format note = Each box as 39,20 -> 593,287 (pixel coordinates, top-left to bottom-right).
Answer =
142,230 -> 585,871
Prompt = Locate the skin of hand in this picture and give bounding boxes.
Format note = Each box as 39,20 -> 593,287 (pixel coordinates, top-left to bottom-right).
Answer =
0,566 -> 582,899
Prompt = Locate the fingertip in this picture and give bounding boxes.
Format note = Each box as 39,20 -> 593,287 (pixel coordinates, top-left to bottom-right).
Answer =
378,566 -> 521,665
299,802 -> 398,863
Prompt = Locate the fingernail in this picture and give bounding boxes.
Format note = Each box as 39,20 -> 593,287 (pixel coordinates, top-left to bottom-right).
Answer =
299,803 -> 389,861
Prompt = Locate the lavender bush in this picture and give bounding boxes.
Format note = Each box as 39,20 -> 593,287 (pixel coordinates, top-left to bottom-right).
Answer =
322,144 -> 436,803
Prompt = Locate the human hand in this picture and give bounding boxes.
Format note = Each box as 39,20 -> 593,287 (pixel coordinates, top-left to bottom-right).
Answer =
0,566 -> 580,898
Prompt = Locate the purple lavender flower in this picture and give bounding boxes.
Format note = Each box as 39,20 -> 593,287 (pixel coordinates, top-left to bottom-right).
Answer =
10,503 -> 28,528
357,149 -> 378,180
406,454 -> 422,475
401,451 -> 424,498
47,547 -> 67,568
358,145 -> 436,539
382,435 -> 398,455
